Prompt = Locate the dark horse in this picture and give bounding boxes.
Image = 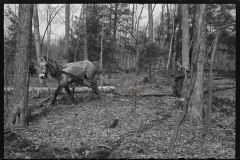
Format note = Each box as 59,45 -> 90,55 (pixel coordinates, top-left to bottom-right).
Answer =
39,58 -> 102,105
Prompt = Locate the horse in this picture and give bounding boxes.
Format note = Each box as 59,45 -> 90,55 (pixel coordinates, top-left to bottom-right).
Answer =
39,58 -> 102,105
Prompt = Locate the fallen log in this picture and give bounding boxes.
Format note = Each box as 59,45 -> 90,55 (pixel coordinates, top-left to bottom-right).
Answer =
4,86 -> 115,93
140,90 -> 172,97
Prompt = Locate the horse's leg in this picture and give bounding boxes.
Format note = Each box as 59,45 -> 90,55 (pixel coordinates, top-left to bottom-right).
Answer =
64,85 -> 74,104
52,85 -> 64,105
91,81 -> 101,99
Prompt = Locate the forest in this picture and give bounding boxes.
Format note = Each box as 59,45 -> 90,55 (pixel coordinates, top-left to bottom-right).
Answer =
4,4 -> 235,159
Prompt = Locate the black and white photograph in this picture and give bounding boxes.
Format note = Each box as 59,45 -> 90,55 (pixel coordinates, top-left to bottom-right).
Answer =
4,3 -> 236,159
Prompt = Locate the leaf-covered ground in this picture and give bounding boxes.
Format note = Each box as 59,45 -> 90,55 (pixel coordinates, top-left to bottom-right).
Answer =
4,71 -> 235,159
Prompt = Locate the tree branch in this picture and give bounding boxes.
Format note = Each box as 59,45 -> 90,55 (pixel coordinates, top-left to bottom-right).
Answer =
200,23 -> 235,45
143,4 -> 156,36
41,5 -> 66,50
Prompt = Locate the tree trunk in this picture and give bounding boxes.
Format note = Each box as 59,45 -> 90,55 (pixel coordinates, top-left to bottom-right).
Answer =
46,4 -> 51,60
169,5 -> 206,157
181,4 -> 190,70
166,4 -> 170,43
175,4 -> 181,62
160,4 -> 165,47
33,4 -> 46,86
74,6 -> 83,62
64,4 -> 70,63
7,4 -> 34,127
189,4 -> 207,125
100,23 -> 104,85
108,4 -> 113,77
166,5 -> 176,76
148,4 -> 153,43
131,4 -> 135,46
205,4 -> 226,134
83,4 -> 88,60
189,4 -> 196,69
112,3 -> 118,77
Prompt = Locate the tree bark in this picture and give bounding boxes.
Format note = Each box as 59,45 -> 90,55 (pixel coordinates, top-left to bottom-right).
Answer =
160,4 -> 165,47
205,4 -> 226,134
189,4 -> 207,125
175,4 -> 181,62
166,5 -> 176,76
169,4 -> 206,158
7,4 -> 34,127
166,4 -> 170,43
64,4 -> 70,63
33,4 -> 46,86
148,4 -> 153,43
47,4 -> 51,60
83,4 -> 88,60
100,23 -> 104,86
131,4 -> 135,46
74,6 -> 83,62
112,3 -> 118,76
181,4 -> 190,70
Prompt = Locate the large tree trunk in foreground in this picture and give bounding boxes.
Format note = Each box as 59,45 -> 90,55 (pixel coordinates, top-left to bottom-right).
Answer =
168,4 -> 206,158
7,4 -> 34,127
33,4 -> 46,86
189,4 -> 207,125
205,4 -> 226,134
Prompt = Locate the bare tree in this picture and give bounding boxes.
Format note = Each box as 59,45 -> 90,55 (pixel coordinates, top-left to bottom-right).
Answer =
6,4 -> 34,127
131,4 -> 135,46
64,4 -> 70,63
99,22 -> 104,86
148,4 -> 153,43
188,4 -> 207,125
112,3 -> 119,76
181,4 -> 190,70
83,4 -> 88,60
166,4 -> 176,76
46,4 -> 51,59
33,4 -> 46,86
205,4 -> 226,134
74,5 -> 83,62
168,4 -> 207,158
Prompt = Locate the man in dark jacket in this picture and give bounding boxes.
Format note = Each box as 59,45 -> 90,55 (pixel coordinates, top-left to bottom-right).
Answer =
171,58 -> 185,97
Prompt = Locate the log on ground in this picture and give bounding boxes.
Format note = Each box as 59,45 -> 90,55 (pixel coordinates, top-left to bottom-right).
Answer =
4,86 -> 115,93
140,90 -> 172,97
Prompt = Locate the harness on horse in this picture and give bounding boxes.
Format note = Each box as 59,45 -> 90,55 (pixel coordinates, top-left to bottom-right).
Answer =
57,62 -> 98,87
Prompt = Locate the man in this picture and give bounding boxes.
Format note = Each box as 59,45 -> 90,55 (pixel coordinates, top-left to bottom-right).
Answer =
171,58 -> 185,97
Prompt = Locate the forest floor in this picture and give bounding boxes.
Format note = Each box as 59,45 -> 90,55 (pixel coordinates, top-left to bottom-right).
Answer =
4,70 -> 235,159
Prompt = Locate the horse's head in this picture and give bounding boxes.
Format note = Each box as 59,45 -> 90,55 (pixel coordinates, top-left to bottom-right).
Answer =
39,57 -> 48,79
39,58 -> 59,79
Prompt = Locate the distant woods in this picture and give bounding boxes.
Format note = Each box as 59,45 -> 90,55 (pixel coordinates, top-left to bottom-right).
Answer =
4,4 -> 236,75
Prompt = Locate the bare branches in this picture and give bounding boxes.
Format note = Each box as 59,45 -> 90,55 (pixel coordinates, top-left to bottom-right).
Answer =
143,4 -> 156,36
200,23 -> 235,46
41,5 -> 66,50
